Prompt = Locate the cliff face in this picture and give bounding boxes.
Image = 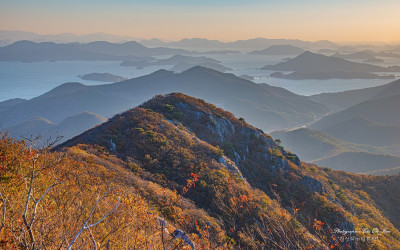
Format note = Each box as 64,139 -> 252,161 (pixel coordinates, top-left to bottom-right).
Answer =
59,93 -> 400,249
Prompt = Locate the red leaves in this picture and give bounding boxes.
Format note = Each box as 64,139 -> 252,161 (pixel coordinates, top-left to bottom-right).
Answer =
190,173 -> 199,181
313,219 -> 325,231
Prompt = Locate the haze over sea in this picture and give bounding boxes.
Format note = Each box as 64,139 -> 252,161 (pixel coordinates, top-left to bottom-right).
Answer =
1,53 -> 398,102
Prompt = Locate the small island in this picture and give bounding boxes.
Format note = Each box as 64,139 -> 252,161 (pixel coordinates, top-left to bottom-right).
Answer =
270,71 -> 395,80
80,73 -> 128,82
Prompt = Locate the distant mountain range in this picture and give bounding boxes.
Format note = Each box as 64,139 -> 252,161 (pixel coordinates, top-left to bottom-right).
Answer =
0,67 -> 328,138
249,45 -> 304,55
0,40 -> 190,62
270,71 -> 394,80
270,128 -> 400,175
0,30 -> 139,44
320,116 -> 400,147
141,37 -> 336,50
309,79 -> 400,112
2,111 -> 107,144
120,54 -> 230,72
310,94 -> 400,129
269,79 -> 400,175
80,73 -> 127,82
261,51 -> 400,73
333,50 -> 400,60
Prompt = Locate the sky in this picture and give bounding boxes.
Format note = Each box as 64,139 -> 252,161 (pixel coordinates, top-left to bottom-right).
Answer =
1,0 -> 400,43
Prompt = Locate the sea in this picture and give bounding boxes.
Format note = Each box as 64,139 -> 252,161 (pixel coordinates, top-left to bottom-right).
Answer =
1,53 -> 399,102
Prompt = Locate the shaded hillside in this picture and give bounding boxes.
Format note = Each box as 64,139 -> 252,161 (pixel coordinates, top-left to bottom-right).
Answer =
321,117 -> 400,147
326,172 -> 400,229
314,152 -> 400,175
249,45 -> 304,55
309,79 -> 400,112
57,93 -> 400,248
0,67 -> 329,132
261,51 -> 399,73
310,94 -> 400,130
270,128 -> 400,175
0,98 -> 26,110
0,82 -> 130,127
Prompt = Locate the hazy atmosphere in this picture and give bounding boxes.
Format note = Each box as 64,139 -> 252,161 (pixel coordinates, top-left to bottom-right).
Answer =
1,1 -> 400,249
1,0 -> 400,42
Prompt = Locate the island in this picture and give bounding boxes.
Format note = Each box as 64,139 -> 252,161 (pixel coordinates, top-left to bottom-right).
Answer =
80,73 -> 128,82
270,71 -> 395,80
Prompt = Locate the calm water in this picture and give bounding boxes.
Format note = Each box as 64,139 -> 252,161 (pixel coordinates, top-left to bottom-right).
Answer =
0,54 -> 399,102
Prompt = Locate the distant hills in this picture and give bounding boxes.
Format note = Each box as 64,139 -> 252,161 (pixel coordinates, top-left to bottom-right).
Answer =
3,111 -> 107,144
271,128 -> 400,175
141,37 -> 336,50
0,67 -> 328,135
0,40 -> 190,62
269,78 -> 400,175
170,62 -> 231,72
120,54 -> 230,72
80,73 -> 127,82
309,79 -> 400,112
0,30 -> 139,43
261,51 -> 400,73
249,45 -> 304,55
310,94 -> 400,129
270,71 -> 394,80
333,50 -> 400,60
267,79 -> 400,175
320,117 -> 400,147
333,50 -> 377,60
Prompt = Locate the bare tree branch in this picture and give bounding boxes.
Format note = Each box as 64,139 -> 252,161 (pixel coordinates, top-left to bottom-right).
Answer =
0,190 -> 5,232
88,228 -> 97,250
67,193 -> 120,250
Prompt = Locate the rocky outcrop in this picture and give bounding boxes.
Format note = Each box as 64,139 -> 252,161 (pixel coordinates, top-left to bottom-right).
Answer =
300,176 -> 326,194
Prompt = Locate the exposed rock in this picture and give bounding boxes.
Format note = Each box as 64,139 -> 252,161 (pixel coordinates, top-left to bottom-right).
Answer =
207,114 -> 235,142
300,176 -> 326,194
109,139 -> 117,152
172,229 -> 194,250
218,156 -> 243,178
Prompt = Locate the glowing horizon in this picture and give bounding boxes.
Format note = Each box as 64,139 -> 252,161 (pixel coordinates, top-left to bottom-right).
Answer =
1,0 -> 399,43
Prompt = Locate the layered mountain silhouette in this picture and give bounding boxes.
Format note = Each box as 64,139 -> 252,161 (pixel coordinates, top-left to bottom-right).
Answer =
271,128 -> 400,175
0,67 -> 328,133
3,111 -> 107,144
120,54 -> 231,72
333,50 -> 400,60
272,80 -> 400,175
80,73 -> 127,82
0,30 -> 138,43
261,51 -> 400,73
141,37 -> 336,50
310,94 -> 400,130
270,71 -> 394,80
320,117 -> 400,147
309,79 -> 400,112
0,40 -> 191,62
249,45 -> 304,55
